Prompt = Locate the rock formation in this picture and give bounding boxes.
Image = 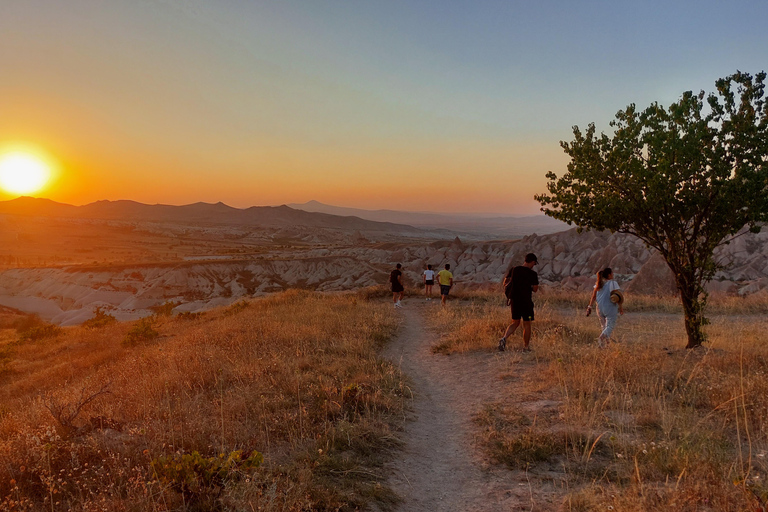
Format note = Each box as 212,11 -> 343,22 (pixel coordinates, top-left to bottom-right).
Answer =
4,226 -> 768,325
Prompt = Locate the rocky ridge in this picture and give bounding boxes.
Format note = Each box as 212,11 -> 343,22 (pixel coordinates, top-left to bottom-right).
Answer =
2,227 -> 768,325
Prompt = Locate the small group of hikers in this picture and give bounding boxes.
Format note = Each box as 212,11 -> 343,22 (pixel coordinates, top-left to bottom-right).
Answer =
390,252 -> 625,350
389,263 -> 453,307
499,253 -> 624,351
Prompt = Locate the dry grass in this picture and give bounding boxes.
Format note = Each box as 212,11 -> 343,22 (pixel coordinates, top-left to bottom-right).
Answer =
0,289 -> 406,511
540,287 -> 768,316
430,289 -> 768,511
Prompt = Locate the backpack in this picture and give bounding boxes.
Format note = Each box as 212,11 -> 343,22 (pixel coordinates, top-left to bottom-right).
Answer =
503,268 -> 515,300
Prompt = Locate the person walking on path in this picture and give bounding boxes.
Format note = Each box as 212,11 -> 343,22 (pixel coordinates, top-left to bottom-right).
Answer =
437,264 -> 453,306
423,264 -> 436,300
499,253 -> 539,352
390,263 -> 405,308
586,267 -> 624,346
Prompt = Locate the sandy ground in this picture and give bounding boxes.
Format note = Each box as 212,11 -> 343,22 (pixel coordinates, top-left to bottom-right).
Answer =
382,301 -> 565,512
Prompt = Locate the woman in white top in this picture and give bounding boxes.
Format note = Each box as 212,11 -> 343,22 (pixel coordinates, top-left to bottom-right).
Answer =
423,264 -> 436,300
586,267 -> 624,346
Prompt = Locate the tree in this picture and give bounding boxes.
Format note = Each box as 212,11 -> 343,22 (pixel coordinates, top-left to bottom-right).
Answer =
536,71 -> 768,348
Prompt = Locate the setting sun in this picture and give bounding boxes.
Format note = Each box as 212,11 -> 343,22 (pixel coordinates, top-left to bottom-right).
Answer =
0,152 -> 52,195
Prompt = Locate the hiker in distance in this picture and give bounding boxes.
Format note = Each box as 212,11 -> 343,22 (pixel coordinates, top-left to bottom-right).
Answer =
390,263 -> 405,308
586,267 -> 624,346
437,263 -> 453,306
423,264 -> 436,300
499,253 -> 539,352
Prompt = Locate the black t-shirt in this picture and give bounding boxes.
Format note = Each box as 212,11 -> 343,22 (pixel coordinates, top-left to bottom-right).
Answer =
508,266 -> 539,303
390,269 -> 402,284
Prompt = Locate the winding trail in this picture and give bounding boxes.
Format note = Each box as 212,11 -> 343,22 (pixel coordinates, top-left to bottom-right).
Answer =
382,302 -> 564,511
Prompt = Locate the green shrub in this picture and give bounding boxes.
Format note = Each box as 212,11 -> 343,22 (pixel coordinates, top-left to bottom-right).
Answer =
12,314 -> 47,334
150,301 -> 180,317
82,307 -> 117,329
176,311 -> 204,321
18,323 -> 62,342
151,450 -> 262,501
223,300 -> 249,316
123,317 -> 159,345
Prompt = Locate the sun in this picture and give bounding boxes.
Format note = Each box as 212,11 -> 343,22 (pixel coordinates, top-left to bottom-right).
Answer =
0,152 -> 52,195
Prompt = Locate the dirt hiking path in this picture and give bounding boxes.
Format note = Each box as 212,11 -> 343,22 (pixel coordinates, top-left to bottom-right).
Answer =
382,302 -> 563,512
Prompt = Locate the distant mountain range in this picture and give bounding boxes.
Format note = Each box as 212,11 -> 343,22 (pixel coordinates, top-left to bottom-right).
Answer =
0,197 -> 428,235
0,197 -> 568,239
288,200 -> 568,237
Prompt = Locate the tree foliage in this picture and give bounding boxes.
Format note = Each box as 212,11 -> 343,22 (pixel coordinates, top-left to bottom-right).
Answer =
536,71 -> 768,348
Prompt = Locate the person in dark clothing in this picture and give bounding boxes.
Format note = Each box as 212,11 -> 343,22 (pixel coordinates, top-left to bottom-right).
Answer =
390,263 -> 404,308
499,253 -> 539,352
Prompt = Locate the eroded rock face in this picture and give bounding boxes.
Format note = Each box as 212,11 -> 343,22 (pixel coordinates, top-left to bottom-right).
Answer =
2,227 -> 768,324
624,253 -> 678,296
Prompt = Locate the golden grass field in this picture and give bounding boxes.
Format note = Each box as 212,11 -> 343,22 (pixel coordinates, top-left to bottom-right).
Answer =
3,285 -> 768,511
0,290 -> 405,511
427,287 -> 768,511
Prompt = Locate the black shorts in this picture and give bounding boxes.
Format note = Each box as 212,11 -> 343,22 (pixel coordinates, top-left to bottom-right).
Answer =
425,280 -> 434,286
391,284 -> 404,293
440,285 -> 451,296
511,300 -> 534,321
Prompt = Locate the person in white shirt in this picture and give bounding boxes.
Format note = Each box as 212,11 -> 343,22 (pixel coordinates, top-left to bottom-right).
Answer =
586,267 -> 624,346
423,264 -> 436,300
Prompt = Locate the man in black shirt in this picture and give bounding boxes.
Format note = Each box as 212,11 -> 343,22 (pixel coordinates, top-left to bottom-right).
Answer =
390,263 -> 404,308
499,253 -> 539,352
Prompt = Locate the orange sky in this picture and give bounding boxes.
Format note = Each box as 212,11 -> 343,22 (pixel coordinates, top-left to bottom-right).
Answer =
1,1 -> 764,214
0,88 -> 567,213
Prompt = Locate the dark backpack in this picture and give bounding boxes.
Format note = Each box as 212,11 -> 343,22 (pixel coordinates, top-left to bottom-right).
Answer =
503,268 -> 515,300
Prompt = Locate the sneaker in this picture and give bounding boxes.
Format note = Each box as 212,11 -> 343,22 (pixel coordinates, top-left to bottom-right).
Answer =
522,347 -> 532,353
498,338 -> 506,352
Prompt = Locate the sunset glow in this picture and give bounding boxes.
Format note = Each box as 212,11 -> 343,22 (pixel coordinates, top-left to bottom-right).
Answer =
0,152 -> 52,195
0,2 -> 765,212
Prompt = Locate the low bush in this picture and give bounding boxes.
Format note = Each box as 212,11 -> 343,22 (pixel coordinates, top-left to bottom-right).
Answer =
151,450 -> 262,503
150,300 -> 180,317
176,310 -> 204,321
82,307 -> 117,329
18,323 -> 62,343
223,300 -> 249,316
122,317 -> 159,345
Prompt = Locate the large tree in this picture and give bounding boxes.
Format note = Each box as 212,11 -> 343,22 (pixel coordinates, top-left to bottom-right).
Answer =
536,71 -> 768,348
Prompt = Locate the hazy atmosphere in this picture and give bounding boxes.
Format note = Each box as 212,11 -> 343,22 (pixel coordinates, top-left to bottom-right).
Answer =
1,0 -> 766,213
2,2 -> 768,511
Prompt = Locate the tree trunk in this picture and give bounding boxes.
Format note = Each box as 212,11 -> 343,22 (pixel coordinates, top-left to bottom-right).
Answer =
678,284 -> 707,349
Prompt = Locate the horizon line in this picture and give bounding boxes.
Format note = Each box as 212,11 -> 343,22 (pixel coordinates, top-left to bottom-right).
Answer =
1,195 -> 549,218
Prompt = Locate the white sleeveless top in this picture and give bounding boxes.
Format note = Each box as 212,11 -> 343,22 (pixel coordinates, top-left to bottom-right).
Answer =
595,279 -> 620,315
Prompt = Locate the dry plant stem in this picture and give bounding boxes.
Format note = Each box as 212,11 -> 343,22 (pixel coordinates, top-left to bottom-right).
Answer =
47,449 -> 53,512
219,370 -> 225,455
261,397 -> 271,471
740,340 -> 753,486
584,431 -> 609,464
44,381 -> 112,436
297,374 -> 303,440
